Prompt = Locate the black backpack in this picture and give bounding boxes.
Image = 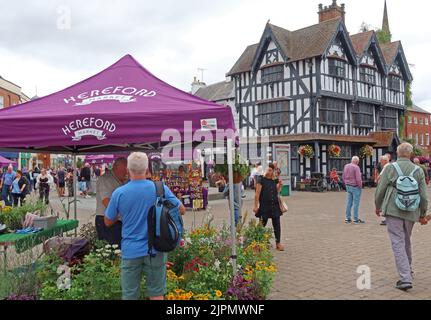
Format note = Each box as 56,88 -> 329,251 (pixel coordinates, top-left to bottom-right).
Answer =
148,181 -> 183,254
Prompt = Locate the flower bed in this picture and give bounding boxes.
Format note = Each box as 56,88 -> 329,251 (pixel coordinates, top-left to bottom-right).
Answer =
2,220 -> 276,300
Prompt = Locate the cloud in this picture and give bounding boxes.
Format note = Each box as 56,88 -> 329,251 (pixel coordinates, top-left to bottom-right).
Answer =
0,0 -> 429,106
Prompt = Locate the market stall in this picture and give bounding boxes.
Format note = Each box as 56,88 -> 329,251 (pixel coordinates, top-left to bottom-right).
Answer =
0,54 -> 239,272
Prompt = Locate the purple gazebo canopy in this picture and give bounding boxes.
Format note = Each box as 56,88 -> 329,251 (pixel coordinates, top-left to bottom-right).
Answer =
0,54 -> 236,154
0,155 -> 16,167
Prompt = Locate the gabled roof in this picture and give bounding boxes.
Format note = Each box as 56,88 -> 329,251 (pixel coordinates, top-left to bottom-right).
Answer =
381,41 -> 401,65
350,30 -> 387,74
195,81 -> 235,102
369,131 -> 399,149
350,31 -> 374,56
381,41 -> 413,81
227,44 -> 259,76
228,18 -> 344,76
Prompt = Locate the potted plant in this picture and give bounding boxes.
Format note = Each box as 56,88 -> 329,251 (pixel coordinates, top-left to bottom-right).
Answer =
298,145 -> 314,159
328,145 -> 341,158
214,153 -> 250,183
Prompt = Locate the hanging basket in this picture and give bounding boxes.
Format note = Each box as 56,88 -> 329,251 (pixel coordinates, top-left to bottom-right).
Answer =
298,145 -> 314,159
328,144 -> 342,158
359,145 -> 374,158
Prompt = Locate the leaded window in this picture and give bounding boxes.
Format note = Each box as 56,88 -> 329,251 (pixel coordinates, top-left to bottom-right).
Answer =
379,107 -> 398,130
320,98 -> 345,126
359,66 -> 376,84
328,58 -> 346,78
258,100 -> 289,129
352,103 -> 374,128
388,75 -> 401,91
261,65 -> 284,84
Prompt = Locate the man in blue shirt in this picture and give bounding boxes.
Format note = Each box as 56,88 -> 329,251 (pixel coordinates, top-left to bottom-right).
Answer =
0,165 -> 16,206
104,152 -> 185,300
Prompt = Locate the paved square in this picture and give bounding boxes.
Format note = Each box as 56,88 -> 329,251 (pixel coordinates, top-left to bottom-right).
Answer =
47,186 -> 431,300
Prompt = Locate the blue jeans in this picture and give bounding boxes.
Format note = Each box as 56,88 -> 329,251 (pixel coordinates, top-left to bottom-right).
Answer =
345,186 -> 362,222
224,183 -> 242,226
1,184 -> 12,206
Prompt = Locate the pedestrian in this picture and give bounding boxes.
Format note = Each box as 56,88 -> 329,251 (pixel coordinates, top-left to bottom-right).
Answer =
80,163 -> 92,198
57,167 -> 66,197
222,178 -> 243,227
342,156 -> 365,224
11,170 -> 29,207
413,158 -> 429,185
95,158 -> 128,247
66,168 -> 75,197
375,143 -> 428,291
23,168 -> 33,193
0,165 -> 16,206
253,163 -> 285,251
104,152 -> 186,300
37,168 -> 53,205
32,166 -> 40,192
375,155 -> 390,226
249,164 -> 258,190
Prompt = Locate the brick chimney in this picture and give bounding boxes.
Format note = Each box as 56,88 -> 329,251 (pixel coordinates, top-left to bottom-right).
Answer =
318,0 -> 345,23
191,76 -> 206,95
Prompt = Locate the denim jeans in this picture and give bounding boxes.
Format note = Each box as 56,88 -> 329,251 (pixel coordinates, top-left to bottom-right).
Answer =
223,183 -> 243,226
345,186 -> 362,221
1,184 -> 12,206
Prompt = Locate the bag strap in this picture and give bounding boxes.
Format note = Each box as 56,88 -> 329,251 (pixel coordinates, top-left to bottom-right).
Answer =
392,162 -> 404,178
409,166 -> 420,178
153,181 -> 165,199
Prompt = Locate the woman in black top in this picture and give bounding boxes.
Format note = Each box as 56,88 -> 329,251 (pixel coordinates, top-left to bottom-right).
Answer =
253,163 -> 284,251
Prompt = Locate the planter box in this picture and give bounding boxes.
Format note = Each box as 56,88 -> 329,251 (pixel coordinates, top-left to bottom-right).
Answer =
33,216 -> 58,230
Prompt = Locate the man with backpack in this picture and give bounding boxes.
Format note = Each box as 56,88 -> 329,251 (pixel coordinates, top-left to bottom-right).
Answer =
375,143 -> 428,292
104,152 -> 186,300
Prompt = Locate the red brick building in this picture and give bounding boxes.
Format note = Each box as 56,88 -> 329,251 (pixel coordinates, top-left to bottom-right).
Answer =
405,105 -> 431,155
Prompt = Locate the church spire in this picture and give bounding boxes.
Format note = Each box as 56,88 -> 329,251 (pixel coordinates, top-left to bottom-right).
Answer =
382,0 -> 391,35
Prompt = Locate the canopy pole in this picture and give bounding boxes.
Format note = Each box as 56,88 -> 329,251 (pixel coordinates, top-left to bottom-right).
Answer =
227,139 -> 237,275
73,155 -> 77,236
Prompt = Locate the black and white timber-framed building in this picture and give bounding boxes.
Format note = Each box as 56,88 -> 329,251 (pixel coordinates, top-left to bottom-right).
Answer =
227,0 -> 412,180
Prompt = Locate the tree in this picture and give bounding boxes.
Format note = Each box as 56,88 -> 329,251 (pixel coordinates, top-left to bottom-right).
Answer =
359,22 -> 372,33
376,28 -> 392,44
76,158 -> 83,169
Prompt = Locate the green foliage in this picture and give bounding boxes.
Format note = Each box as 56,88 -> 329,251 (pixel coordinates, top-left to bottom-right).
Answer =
0,201 -> 48,231
404,138 -> 423,156
78,223 -> 98,248
37,244 -> 128,300
399,115 -> 405,139
376,28 -> 392,44
405,82 -> 413,108
166,221 -> 275,300
214,153 -> 250,180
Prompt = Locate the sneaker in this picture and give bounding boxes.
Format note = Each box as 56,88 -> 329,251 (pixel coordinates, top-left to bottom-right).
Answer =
354,219 -> 365,225
380,220 -> 387,226
396,280 -> 413,291
345,219 -> 352,224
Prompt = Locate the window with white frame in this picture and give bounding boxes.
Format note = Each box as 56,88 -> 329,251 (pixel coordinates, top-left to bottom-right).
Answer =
427,134 -> 430,146
409,133 -> 413,140
416,134 -> 419,145
408,116 -> 412,124
0,96 -> 4,109
414,117 -> 418,124
426,117 -> 429,126
420,118 -> 424,125
421,134 -> 424,146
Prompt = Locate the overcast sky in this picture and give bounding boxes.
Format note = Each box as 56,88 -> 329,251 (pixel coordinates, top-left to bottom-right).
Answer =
1,0 -> 430,109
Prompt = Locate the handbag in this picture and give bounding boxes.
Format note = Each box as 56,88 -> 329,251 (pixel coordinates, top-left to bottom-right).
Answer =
279,196 -> 288,214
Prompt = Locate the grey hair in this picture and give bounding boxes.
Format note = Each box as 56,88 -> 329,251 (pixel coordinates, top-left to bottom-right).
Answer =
127,152 -> 148,174
380,155 -> 389,162
397,143 -> 413,158
352,156 -> 360,164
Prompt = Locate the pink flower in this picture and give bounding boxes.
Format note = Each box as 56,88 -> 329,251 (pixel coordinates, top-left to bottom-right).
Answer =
180,239 -> 185,247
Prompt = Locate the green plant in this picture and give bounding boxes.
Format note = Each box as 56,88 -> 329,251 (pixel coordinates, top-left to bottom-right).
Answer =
214,153 -> 250,181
